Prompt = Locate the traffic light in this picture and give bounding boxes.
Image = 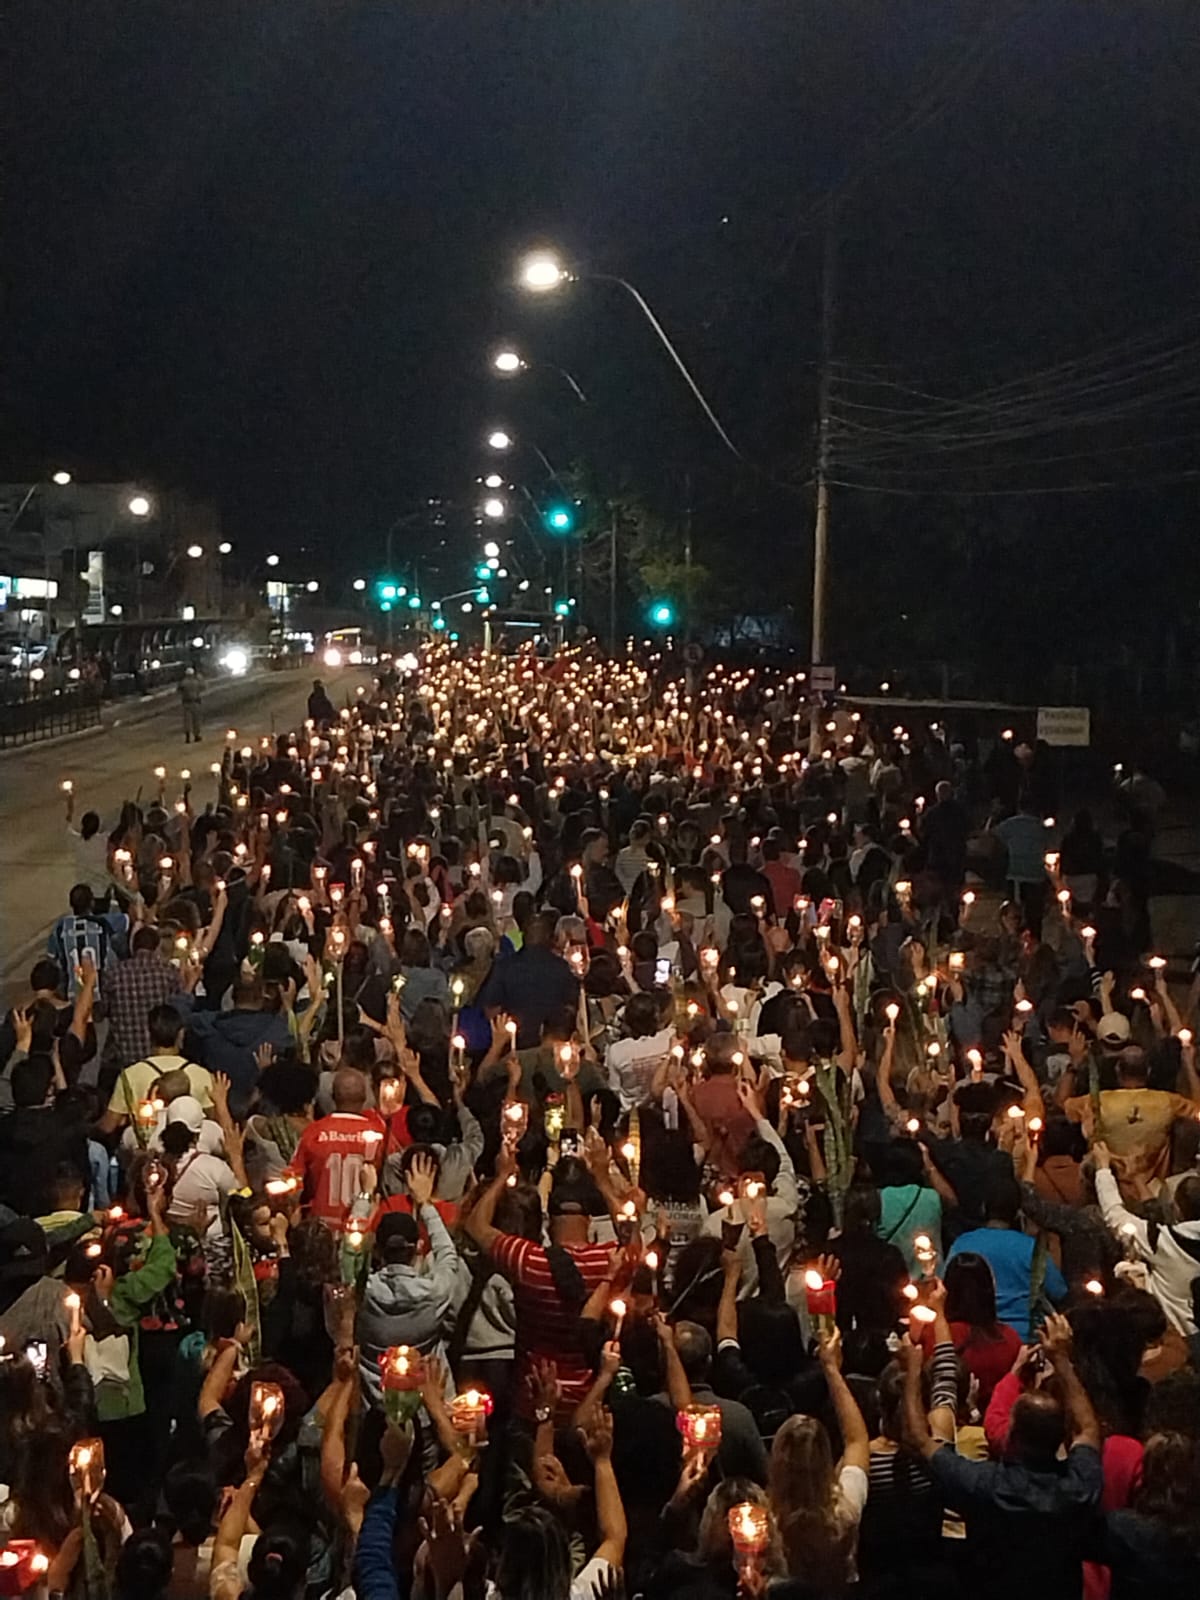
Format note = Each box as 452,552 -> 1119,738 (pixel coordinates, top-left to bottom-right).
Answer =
648,600 -> 675,628
432,614 -> 447,631
553,599 -> 571,618
407,594 -> 421,610
475,564 -> 491,581
543,501 -> 576,534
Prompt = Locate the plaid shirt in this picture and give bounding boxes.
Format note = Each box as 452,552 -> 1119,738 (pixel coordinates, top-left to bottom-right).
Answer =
102,951 -> 183,1068
968,959 -> 1018,1020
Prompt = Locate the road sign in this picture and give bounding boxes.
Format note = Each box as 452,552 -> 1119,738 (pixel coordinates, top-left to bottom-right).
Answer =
811,664 -> 836,692
1037,705 -> 1090,747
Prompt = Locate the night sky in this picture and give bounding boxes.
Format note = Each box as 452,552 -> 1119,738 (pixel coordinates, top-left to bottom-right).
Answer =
4,0 -> 1198,614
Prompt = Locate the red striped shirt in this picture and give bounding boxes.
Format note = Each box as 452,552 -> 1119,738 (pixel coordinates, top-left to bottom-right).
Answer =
492,1233 -> 612,1413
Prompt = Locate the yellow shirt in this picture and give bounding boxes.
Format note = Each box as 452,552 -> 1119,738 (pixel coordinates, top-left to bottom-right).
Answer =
107,1054 -> 215,1115
1065,1087 -> 1194,1199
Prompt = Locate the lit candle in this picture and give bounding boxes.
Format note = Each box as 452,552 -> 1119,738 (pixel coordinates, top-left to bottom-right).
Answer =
450,1387 -> 492,1446
68,1437 -> 106,1502
728,1501 -> 770,1566
677,1404 -> 723,1452
803,1266 -> 837,1335
249,1380 -> 286,1438
609,1297 -> 627,1339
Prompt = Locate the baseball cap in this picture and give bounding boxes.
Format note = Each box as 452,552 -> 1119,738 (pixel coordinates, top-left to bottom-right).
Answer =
1097,1012 -> 1132,1045
377,1212 -> 419,1251
165,1095 -> 206,1133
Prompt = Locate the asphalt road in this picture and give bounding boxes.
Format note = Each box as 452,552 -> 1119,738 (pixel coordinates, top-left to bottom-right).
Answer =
0,667 -> 364,999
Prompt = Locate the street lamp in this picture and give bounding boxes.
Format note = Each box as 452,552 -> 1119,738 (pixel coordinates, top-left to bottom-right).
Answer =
483,541 -> 500,558
52,470 -> 73,486
487,430 -> 513,452
218,541 -> 232,555
489,342 -> 588,403
186,544 -> 204,559
515,246 -> 746,463
484,473 -> 504,489
128,495 -> 151,517
353,578 -> 367,591
266,554 -> 280,567
518,251 -> 570,293
306,580 -> 319,593
483,498 -> 506,520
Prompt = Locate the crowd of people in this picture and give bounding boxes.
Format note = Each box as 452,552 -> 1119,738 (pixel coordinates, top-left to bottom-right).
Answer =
2,639 -> 1199,1600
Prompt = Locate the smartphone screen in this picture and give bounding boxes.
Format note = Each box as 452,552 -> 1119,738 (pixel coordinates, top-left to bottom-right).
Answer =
654,956 -> 672,986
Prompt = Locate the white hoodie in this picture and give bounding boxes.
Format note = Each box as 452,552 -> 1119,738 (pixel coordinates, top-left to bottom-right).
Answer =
1096,1168 -> 1200,1334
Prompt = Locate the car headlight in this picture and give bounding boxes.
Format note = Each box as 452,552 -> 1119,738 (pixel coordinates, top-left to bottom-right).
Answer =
323,647 -> 343,669
221,648 -> 249,675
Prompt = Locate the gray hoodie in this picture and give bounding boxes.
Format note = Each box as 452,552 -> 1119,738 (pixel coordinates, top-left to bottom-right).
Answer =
356,1202 -> 459,1404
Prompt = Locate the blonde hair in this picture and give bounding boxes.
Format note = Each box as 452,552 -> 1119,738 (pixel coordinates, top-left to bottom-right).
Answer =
768,1414 -> 856,1588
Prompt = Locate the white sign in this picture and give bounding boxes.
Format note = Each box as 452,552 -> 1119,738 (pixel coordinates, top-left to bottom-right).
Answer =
1037,705 -> 1090,747
811,664 -> 836,692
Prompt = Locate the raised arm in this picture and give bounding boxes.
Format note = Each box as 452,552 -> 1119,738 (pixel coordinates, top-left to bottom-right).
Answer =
463,1147 -> 517,1256
1002,1030 -> 1046,1124
578,1405 -> 627,1572
875,1018 -> 903,1127
818,1328 -> 870,1473
1041,1312 -> 1101,1452
832,983 -> 858,1069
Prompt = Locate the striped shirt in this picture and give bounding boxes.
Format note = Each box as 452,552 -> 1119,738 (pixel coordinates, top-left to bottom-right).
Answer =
491,1233 -> 612,1414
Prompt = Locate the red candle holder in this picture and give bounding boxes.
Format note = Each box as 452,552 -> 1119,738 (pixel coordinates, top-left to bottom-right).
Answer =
803,1268 -> 837,1336
676,1404 -> 723,1452
728,1501 -> 770,1571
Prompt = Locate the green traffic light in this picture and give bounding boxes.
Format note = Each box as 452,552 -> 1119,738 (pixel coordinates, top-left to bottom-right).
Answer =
544,502 -> 576,534
649,601 -> 675,627
407,595 -> 421,609
432,615 -> 446,630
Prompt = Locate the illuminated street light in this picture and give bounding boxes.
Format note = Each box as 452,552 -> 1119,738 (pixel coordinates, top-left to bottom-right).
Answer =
266,554 -> 280,567
483,541 -> 500,558
305,580 -> 319,593
483,497 -> 506,520
487,430 -> 513,451
52,470 -> 72,486
186,544 -> 204,559
484,473 -> 504,489
353,578 -> 367,591
218,541 -> 232,555
517,251 -> 569,292
492,348 -> 524,373
110,603 -> 124,616
129,495 -> 151,517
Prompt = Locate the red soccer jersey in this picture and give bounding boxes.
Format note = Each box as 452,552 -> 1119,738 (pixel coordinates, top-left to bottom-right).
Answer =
287,1111 -> 386,1228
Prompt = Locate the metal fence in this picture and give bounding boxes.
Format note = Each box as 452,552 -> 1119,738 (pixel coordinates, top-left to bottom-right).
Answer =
0,684 -> 102,747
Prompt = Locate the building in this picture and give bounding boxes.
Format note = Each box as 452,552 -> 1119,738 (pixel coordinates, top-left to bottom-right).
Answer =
0,481 -> 225,641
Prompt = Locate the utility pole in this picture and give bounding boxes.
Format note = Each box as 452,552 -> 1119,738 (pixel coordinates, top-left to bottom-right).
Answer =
608,504 -> 618,652
682,469 -> 693,643
808,203 -> 838,755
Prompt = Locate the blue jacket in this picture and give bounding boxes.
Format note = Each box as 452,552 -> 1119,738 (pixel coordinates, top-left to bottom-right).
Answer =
185,1007 -> 292,1107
